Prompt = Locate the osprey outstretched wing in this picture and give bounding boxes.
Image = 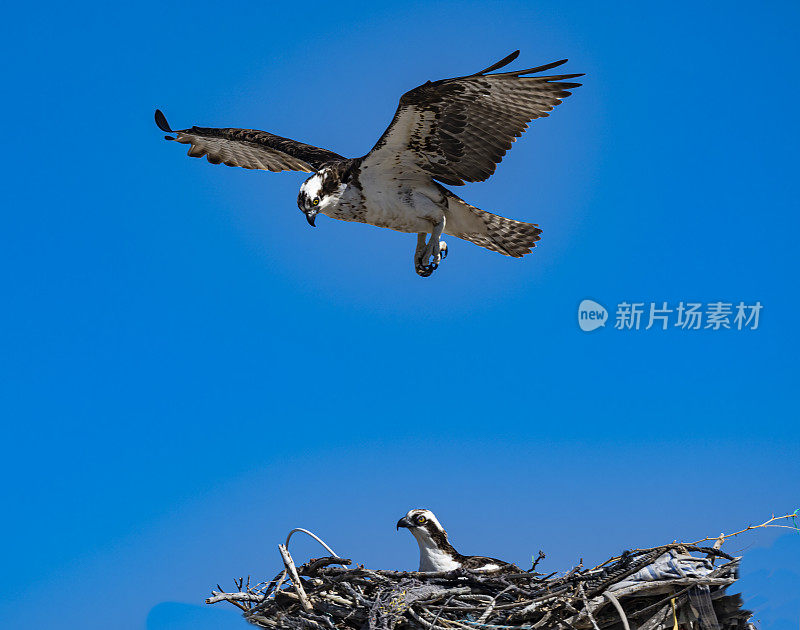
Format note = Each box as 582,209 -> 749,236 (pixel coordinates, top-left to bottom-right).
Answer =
363,51 -> 582,186
155,109 -> 344,173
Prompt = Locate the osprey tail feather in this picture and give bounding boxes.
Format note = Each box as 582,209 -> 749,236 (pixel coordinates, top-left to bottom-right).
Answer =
440,188 -> 542,258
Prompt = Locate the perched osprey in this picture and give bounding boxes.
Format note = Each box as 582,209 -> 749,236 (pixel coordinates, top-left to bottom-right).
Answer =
396,508 -> 518,572
155,51 -> 582,277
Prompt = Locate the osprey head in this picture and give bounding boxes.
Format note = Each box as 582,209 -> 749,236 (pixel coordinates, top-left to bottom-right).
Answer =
396,509 -> 445,534
297,168 -> 341,227
397,508 -> 460,572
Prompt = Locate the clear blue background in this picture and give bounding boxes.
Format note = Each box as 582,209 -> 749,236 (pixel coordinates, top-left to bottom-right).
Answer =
1,1 -> 798,629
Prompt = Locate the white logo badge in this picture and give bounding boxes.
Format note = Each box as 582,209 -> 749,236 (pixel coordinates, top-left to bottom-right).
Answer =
578,299 -> 608,332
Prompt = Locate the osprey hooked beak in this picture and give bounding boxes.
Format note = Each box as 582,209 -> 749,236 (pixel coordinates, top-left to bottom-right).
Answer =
396,515 -> 414,530
304,208 -> 318,227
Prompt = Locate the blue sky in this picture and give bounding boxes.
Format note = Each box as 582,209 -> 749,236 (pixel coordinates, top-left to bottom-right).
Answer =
1,1 -> 798,629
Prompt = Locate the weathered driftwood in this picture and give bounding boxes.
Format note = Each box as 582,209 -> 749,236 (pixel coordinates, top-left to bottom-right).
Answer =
208,542 -> 753,630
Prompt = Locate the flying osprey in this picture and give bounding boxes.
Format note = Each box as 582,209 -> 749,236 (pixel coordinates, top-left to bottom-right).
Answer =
155,51 -> 582,277
396,508 -> 518,572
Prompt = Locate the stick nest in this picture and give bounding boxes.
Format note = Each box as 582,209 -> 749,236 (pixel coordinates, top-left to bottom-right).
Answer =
208,543 -> 754,630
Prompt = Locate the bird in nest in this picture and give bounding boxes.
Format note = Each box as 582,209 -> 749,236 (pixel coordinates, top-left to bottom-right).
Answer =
397,508 -> 518,572
155,51 -> 582,277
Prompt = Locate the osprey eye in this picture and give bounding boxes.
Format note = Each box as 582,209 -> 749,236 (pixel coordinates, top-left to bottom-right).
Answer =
417,515 -> 427,524
313,198 -> 319,206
